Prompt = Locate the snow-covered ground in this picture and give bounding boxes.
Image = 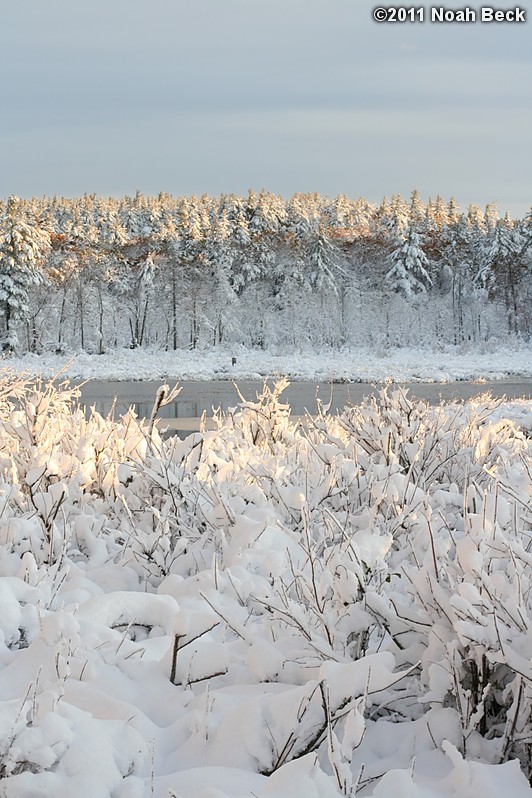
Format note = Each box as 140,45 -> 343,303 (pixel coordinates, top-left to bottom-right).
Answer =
0,373 -> 532,797
4,343 -> 532,383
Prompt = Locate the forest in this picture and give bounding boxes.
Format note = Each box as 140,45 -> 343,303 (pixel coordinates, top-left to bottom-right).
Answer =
0,189 -> 530,356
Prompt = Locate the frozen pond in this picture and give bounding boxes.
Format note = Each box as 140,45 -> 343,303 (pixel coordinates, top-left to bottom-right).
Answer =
76,378 -> 532,422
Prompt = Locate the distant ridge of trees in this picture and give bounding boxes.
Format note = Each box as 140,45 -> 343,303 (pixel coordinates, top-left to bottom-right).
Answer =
0,189 -> 530,354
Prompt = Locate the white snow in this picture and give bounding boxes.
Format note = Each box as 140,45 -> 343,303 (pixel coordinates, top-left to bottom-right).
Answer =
3,343 -> 532,383
0,373 -> 531,797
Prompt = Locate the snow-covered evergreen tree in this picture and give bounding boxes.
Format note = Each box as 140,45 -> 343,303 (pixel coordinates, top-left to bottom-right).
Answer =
447,196 -> 461,225
484,202 -> 499,231
386,227 -> 432,297
409,188 -> 426,229
162,196 -> 207,349
474,215 -> 515,291
305,224 -> 343,294
204,211 -> 239,345
519,207 -> 532,256
476,215 -> 526,333
467,203 -> 486,234
0,197 -> 51,350
426,194 -> 449,231
286,193 -> 321,236
106,250 -> 157,348
227,203 -> 259,295
389,194 -> 411,236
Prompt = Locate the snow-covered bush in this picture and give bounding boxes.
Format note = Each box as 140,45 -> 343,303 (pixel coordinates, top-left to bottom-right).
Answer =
0,371 -> 530,796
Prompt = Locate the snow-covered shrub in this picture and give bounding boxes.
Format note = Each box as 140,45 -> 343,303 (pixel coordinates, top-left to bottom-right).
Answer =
0,372 -> 530,796
336,386 -> 532,772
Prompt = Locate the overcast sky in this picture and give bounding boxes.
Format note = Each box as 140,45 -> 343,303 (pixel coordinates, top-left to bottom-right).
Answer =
1,1 -> 530,217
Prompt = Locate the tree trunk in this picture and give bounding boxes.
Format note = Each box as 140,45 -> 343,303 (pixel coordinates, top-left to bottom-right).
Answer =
139,298 -> 149,346
98,285 -> 104,354
191,299 -> 198,349
77,283 -> 85,350
172,264 -> 178,350
58,290 -> 67,346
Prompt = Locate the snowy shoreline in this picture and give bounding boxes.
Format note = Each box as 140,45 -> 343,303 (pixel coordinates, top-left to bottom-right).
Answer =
3,344 -> 532,384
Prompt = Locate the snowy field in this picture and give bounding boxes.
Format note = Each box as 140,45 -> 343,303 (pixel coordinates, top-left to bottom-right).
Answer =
4,344 -> 532,384
0,373 -> 532,797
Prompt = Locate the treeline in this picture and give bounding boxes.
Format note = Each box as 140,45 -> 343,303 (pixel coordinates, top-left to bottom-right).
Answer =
0,189 -> 530,354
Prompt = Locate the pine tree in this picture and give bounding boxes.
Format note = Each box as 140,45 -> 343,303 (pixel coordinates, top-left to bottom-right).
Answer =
519,208 -> 532,256
466,204 -> 486,234
475,216 -> 525,333
386,227 -> 433,298
228,204 -> 259,295
484,202 -> 499,231
474,216 -> 513,291
204,211 -> 239,345
439,214 -> 475,343
391,194 -> 411,235
131,252 -> 156,347
409,189 -> 426,229
163,196 -> 206,349
447,196 -> 461,225
305,224 -> 343,294
0,197 -> 51,350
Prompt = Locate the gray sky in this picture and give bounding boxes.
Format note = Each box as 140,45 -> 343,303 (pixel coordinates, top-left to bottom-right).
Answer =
1,1 -> 531,217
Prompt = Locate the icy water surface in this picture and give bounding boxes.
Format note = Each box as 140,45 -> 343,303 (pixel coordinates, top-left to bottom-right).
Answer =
76,378 -> 532,421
